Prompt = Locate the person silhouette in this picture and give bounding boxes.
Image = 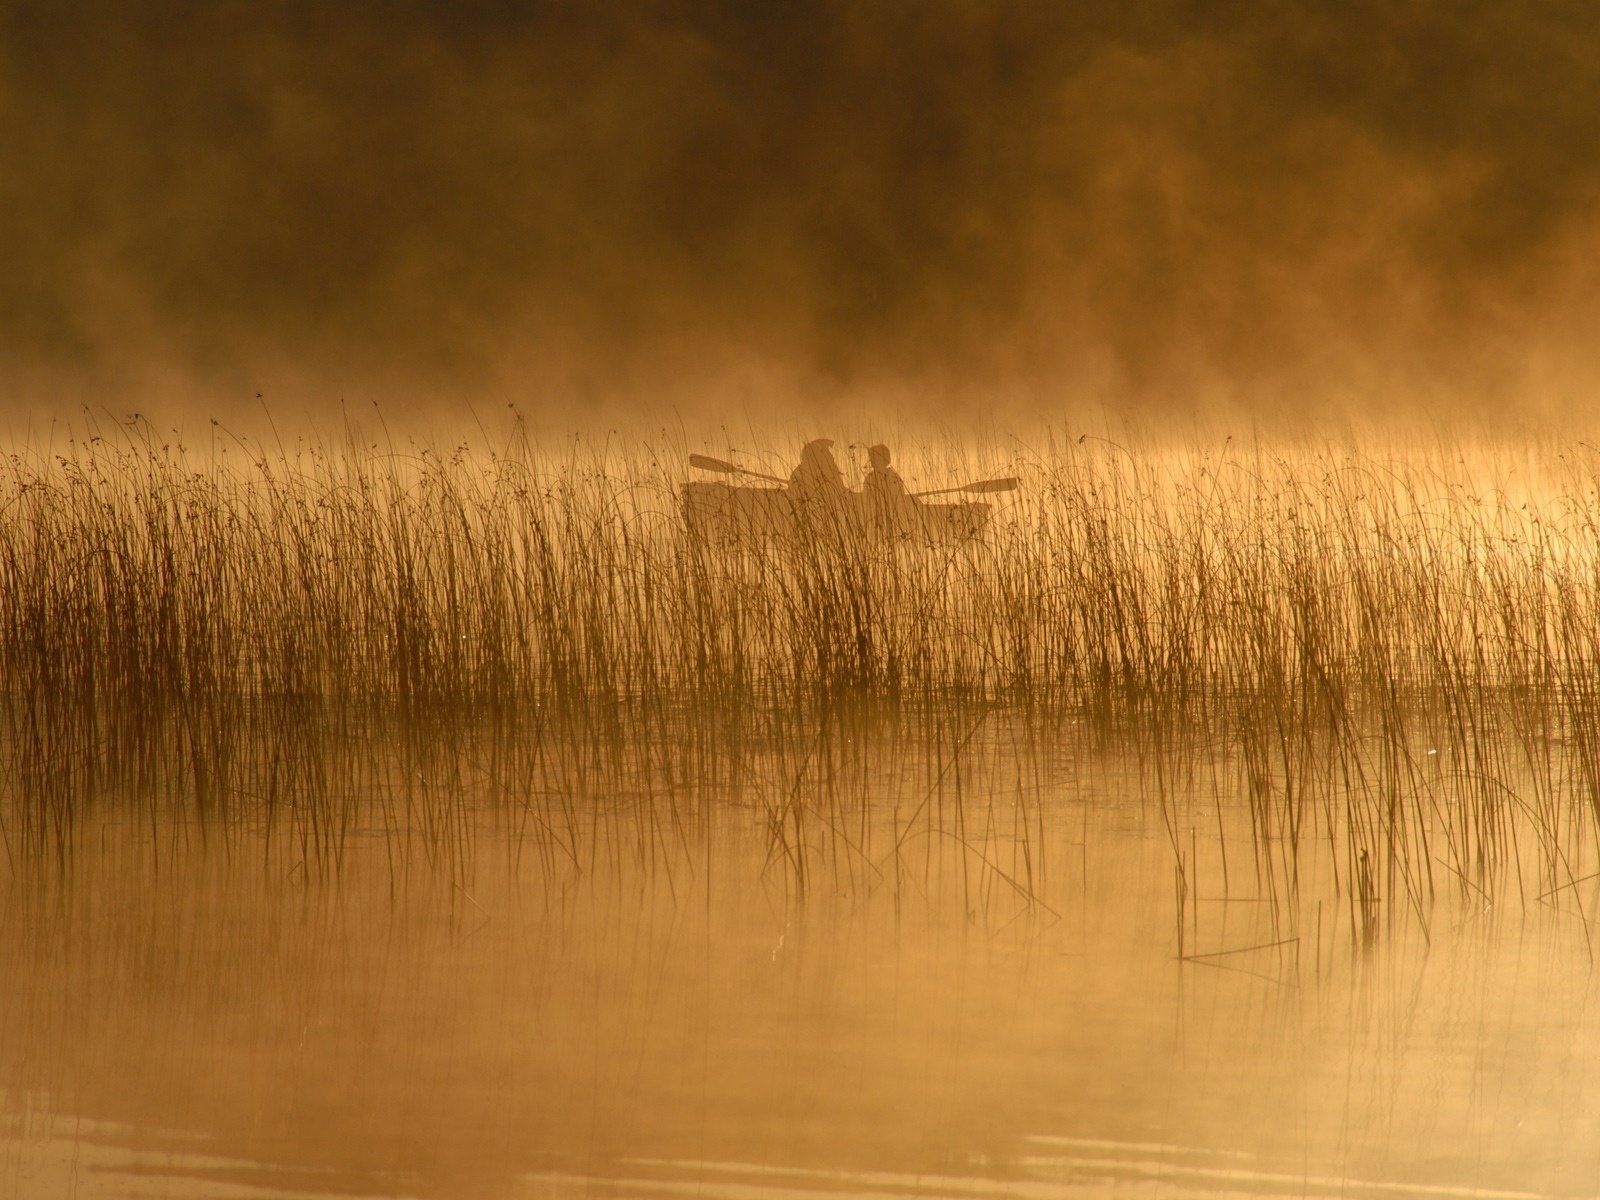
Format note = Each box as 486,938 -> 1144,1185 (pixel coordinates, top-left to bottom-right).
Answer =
863,443 -> 912,520
789,439 -> 847,503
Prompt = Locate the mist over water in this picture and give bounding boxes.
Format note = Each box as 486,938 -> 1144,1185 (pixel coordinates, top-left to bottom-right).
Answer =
8,7 -> 1600,1199
5,2 -> 1600,427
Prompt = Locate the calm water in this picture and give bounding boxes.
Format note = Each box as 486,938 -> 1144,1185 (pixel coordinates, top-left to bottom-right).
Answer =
3,720 -> 1599,1200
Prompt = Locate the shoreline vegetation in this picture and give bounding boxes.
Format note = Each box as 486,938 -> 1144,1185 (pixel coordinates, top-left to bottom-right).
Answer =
6,416 -> 1600,941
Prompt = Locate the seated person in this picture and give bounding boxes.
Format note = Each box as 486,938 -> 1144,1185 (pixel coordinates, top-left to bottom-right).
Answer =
789,439 -> 847,503
863,443 -> 912,515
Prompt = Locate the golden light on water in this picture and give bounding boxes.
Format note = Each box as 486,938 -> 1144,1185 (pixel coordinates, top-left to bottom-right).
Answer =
6,5 -> 1600,1198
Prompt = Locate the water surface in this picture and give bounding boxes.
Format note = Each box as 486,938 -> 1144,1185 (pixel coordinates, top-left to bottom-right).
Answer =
3,719 -> 1598,1199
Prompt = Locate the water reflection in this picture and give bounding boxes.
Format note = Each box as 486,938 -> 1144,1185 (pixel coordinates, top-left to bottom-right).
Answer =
532,1146 -> 1551,1199
4,713 -> 1600,1199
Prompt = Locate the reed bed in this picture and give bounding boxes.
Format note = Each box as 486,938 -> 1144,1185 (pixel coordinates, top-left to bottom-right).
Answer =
6,417 -> 1600,937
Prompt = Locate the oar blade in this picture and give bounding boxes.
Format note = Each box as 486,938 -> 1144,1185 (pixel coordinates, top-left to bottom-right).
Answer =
688,453 -> 790,485
967,476 -> 1020,494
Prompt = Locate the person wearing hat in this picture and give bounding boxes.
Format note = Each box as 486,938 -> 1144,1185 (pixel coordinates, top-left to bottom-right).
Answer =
789,439 -> 847,503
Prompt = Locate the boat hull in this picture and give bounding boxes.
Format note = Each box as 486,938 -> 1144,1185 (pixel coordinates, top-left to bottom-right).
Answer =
681,481 -> 990,545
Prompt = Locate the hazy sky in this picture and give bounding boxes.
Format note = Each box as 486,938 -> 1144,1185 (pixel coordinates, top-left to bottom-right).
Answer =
4,1 -> 1600,427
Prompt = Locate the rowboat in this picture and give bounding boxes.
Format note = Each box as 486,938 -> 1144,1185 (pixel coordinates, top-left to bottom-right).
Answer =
681,481 -> 991,545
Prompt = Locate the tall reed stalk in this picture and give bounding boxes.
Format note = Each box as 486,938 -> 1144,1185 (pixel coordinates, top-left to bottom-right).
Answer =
6,417 -> 1600,935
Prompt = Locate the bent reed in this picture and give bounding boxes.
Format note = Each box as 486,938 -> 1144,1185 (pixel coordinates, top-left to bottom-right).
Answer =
6,416 -> 1600,935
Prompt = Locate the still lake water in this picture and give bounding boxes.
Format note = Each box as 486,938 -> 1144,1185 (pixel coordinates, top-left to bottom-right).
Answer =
3,714 -> 1599,1200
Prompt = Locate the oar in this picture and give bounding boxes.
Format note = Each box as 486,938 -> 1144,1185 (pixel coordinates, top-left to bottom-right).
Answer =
913,476 -> 1020,499
688,453 -> 788,485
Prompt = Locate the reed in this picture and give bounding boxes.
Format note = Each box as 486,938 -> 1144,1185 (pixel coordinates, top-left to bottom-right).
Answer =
5,416 -> 1600,937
